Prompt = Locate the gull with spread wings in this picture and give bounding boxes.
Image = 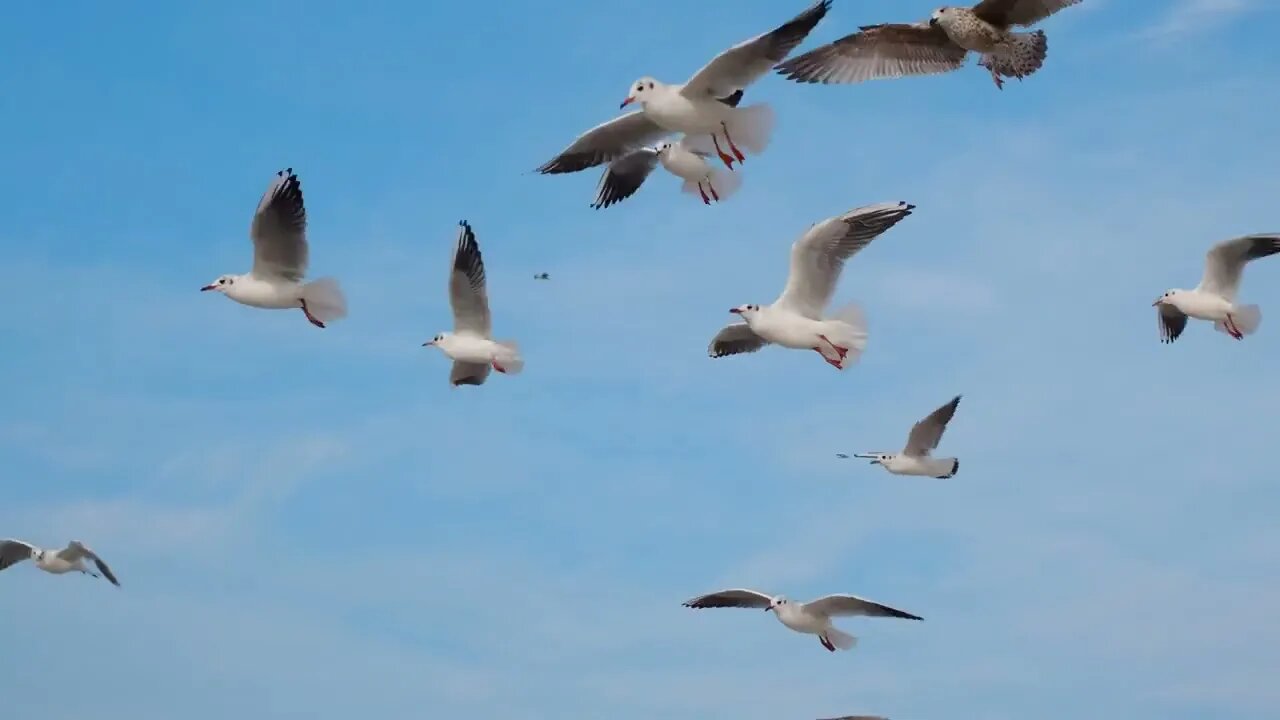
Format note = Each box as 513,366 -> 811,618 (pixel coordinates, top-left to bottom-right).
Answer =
1154,234 -> 1280,344
708,202 -> 914,369
777,0 -> 1082,90
683,588 -> 922,653
423,221 -> 524,386
590,136 -> 743,209
0,539 -> 120,587
849,395 -> 962,478
537,0 -> 831,177
200,168 -> 347,328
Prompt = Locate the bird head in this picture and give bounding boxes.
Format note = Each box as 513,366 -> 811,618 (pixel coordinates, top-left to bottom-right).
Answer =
729,304 -> 762,321
929,7 -> 954,27
422,332 -> 450,348
1152,289 -> 1181,307
200,275 -> 236,294
621,77 -> 660,108
767,596 -> 788,612
655,141 -> 674,156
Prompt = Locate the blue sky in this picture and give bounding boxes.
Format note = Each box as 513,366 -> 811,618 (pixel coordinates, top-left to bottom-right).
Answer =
1,0 -> 1279,718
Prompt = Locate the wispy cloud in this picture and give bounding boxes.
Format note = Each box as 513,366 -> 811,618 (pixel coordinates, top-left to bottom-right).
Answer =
1142,0 -> 1257,42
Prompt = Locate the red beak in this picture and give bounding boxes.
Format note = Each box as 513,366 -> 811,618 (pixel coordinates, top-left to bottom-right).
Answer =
764,606 -> 773,612
200,285 -> 216,292
620,96 -> 635,109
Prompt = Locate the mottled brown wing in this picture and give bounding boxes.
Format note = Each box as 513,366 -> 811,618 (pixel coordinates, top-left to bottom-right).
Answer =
776,22 -> 966,84
972,0 -> 1082,28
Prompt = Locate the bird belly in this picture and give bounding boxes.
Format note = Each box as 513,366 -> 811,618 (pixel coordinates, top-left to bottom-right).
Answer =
1179,294 -> 1232,321
777,610 -> 826,635
661,153 -> 710,182
754,316 -> 824,350
890,457 -> 954,477
227,280 -> 302,309
948,20 -> 1004,52
445,336 -> 497,363
37,558 -> 75,574
644,95 -> 722,134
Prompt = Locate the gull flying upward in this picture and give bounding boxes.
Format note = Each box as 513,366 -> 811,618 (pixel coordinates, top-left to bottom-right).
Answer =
0,539 -> 119,586
423,221 -> 524,386
591,137 -> 744,209
852,395 -> 962,478
1154,234 -> 1280,343
201,168 -> 348,328
776,0 -> 1082,90
683,588 -> 922,653
708,202 -> 914,369
537,0 -> 831,176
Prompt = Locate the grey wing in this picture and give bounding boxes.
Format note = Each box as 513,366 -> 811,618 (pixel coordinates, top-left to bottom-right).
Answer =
775,202 -> 916,318
249,168 -> 309,282
591,147 -> 662,209
708,322 -> 770,358
683,0 -> 832,98
972,0 -> 1082,27
1198,234 -> 1280,301
804,594 -> 923,620
62,541 -> 120,586
450,361 -> 491,387
682,588 -> 774,609
537,112 -> 671,174
449,221 -> 492,336
0,539 -> 35,572
776,23 -> 966,85
903,395 -> 962,457
1158,304 -> 1188,344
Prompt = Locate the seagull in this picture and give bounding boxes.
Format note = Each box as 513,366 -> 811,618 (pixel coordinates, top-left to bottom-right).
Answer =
0,539 -> 120,586
1155,234 -> 1280,344
200,168 -> 347,328
534,272 -> 551,280
852,395 -> 962,479
423,221 -> 524,386
683,588 -> 921,653
817,716 -> 889,720
537,0 -> 830,176
591,137 -> 743,209
835,452 -> 850,459
708,202 -> 915,369
776,0 -> 1082,90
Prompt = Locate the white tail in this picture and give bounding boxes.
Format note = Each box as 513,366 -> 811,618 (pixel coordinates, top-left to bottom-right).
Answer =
1215,304 -> 1262,337
982,30 -> 1048,82
818,304 -> 869,370
491,340 -> 524,375
680,165 -> 743,204
302,277 -> 347,323
723,103 -> 775,155
825,627 -> 857,651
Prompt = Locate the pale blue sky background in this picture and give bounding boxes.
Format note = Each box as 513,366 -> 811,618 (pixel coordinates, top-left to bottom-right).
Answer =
1,1 -> 1279,718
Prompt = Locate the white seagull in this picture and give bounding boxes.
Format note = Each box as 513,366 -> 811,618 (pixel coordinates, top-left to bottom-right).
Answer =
591,137 -> 743,209
423,221 -> 524,386
537,0 -> 831,176
0,539 -> 120,586
851,395 -> 962,479
708,202 -> 915,369
683,588 -> 922,653
1154,234 -> 1280,343
201,168 -> 347,328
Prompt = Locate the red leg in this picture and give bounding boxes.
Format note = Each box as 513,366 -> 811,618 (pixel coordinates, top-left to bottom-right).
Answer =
720,122 -> 746,162
492,359 -> 507,373
711,134 -> 736,169
300,300 -> 325,328
707,180 -> 720,202
989,66 -> 1005,90
1226,315 -> 1244,340
813,347 -> 843,369
819,635 -> 836,652
816,334 -> 848,359
698,182 -> 710,205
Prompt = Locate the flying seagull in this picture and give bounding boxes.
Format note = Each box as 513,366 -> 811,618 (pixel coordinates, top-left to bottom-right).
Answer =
200,168 -> 347,328
0,539 -> 120,586
683,588 -> 921,653
776,0 -> 1082,90
534,272 -> 550,280
708,202 -> 914,369
817,716 -> 889,720
1154,234 -> 1280,343
423,221 -> 524,386
852,395 -> 962,478
591,137 -> 743,209
537,0 -> 830,175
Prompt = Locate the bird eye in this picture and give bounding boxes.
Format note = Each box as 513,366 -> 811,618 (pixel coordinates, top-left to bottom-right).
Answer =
648,82 -> 654,89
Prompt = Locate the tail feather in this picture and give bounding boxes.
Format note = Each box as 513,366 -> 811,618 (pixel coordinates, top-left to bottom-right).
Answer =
492,340 -> 524,375
723,103 -> 775,155
302,277 -> 347,323
819,304 -> 869,370
939,458 -> 960,479
1214,305 -> 1262,337
981,30 -> 1047,82
825,627 -> 857,651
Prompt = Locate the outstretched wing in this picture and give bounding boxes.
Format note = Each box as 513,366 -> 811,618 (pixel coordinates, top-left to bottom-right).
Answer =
682,0 -> 832,99
0,539 -> 35,572
537,112 -> 670,174
60,541 -> 120,586
774,202 -> 915,318
450,361 -> 491,387
776,23 -> 965,85
250,168 -> 309,282
592,147 -> 662,209
1157,304 -> 1188,344
708,322 -> 770,358
972,0 -> 1082,28
1197,234 -> 1280,302
682,588 -> 774,609
903,395 -> 962,457
449,221 -> 492,337
804,594 -> 922,620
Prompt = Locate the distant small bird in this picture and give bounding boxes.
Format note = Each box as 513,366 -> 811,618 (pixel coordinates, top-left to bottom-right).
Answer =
776,0 -> 1082,90
1155,234 -> 1280,344
592,137 -> 743,209
708,202 -> 915,370
817,716 -> 889,720
683,588 -> 921,653
423,222 -> 524,387
835,452 -> 850,459
200,168 -> 347,328
0,539 -> 119,586
852,395 -> 962,479
534,272 -> 551,280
